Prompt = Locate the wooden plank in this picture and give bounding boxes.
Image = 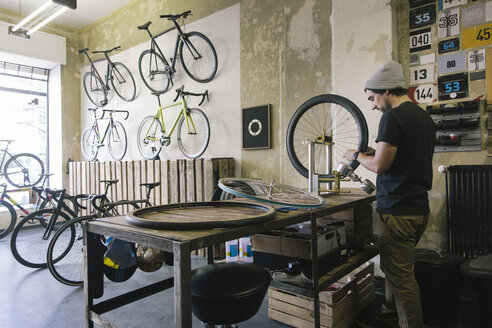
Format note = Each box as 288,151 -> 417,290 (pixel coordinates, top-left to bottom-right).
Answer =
127,161 -> 135,208
186,160 -> 196,202
133,161 -> 143,202
268,308 -> 329,328
169,160 -> 179,204
195,158 -> 204,201
269,298 -> 333,326
203,159 -> 214,201
178,160 -> 186,202
115,161 -> 124,213
121,161 -> 128,213
153,160 -> 161,206
268,288 -> 333,316
146,160 -> 155,205
160,160 -> 169,205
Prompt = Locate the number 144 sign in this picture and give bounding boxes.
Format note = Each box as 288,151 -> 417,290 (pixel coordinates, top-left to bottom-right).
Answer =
408,84 -> 438,104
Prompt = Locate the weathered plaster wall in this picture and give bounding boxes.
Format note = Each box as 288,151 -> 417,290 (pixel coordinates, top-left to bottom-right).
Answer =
394,0 -> 492,251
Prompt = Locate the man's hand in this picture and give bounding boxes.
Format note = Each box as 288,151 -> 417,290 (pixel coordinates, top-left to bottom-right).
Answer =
344,149 -> 357,162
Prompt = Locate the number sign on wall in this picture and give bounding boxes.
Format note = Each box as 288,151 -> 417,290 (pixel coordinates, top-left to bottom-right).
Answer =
438,0 -> 467,11
438,72 -> 468,100
437,51 -> 466,74
410,64 -> 435,85
409,4 -> 436,29
410,0 -> 435,9
438,37 -> 460,54
408,84 -> 438,104
410,28 -> 432,52
462,22 -> 492,49
438,8 -> 460,39
462,3 -> 485,28
468,49 -> 486,71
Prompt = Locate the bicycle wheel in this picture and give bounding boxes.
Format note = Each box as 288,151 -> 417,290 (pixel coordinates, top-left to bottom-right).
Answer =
0,200 -> 16,239
4,153 -> 44,188
286,94 -> 368,179
177,108 -> 210,159
138,50 -> 171,93
111,62 -> 136,102
83,71 -> 108,107
137,115 -> 164,160
180,31 -> 218,83
47,215 -> 93,286
81,126 -> 99,161
108,121 -> 127,161
10,209 -> 71,268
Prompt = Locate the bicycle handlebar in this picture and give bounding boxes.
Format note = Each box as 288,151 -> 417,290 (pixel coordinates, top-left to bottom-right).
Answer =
160,10 -> 191,21
92,46 -> 121,54
100,109 -> 130,120
173,85 -> 209,105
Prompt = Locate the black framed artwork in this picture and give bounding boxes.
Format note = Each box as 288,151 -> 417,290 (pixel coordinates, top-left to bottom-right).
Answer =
242,104 -> 271,149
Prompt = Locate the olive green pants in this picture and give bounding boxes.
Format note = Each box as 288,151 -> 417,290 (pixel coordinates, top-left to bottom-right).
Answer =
378,213 -> 429,328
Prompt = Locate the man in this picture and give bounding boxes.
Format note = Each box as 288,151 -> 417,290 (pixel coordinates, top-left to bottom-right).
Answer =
344,60 -> 436,328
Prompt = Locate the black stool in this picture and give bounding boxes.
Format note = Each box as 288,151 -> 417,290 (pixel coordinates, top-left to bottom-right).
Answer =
460,253 -> 492,328
191,262 -> 271,327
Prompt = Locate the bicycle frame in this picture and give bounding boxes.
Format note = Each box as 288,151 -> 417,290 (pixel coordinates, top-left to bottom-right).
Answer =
87,109 -> 128,148
0,149 -> 12,175
41,189 -> 81,241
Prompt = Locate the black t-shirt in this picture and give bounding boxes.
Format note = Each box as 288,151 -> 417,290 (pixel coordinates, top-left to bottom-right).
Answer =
375,101 -> 436,215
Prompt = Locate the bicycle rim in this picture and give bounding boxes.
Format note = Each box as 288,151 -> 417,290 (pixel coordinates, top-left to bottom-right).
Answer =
138,50 -> 170,93
10,209 -> 71,268
81,127 -> 99,161
0,200 -> 16,239
83,71 -> 107,107
177,108 -> 210,159
286,94 -> 368,179
137,115 -> 163,160
4,153 -> 45,188
111,62 -> 136,102
108,121 -> 127,161
180,31 -> 218,83
47,216 -> 91,286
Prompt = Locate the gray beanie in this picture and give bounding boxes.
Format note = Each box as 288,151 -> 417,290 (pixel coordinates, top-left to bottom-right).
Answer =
365,60 -> 406,90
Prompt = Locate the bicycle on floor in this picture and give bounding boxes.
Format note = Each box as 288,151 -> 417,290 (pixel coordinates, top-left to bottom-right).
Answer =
137,10 -> 218,93
10,188 -> 90,268
79,46 -> 136,107
47,179 -> 161,286
0,173 -> 53,240
81,108 -> 129,161
0,140 -> 45,188
137,85 -> 210,160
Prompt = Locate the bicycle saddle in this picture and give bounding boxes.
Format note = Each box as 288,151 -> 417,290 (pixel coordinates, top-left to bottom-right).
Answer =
100,179 -> 119,185
78,48 -> 89,54
140,182 -> 161,189
137,21 -> 151,30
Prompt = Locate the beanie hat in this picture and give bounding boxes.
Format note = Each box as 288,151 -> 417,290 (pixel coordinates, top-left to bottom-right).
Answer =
365,60 -> 406,90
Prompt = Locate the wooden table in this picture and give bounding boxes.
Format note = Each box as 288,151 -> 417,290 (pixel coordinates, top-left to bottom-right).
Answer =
84,191 -> 376,328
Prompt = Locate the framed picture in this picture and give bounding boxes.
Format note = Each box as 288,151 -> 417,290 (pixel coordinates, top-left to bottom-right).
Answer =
242,104 -> 271,149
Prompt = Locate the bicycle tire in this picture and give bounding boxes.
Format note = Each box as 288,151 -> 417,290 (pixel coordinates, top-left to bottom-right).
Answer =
10,209 -> 71,268
81,126 -> 99,161
0,200 -> 16,239
4,153 -> 45,188
286,94 -> 368,179
138,50 -> 171,93
108,121 -> 127,161
83,71 -> 108,107
47,215 -> 93,286
111,62 -> 136,102
177,108 -> 210,159
179,31 -> 218,83
137,115 -> 164,160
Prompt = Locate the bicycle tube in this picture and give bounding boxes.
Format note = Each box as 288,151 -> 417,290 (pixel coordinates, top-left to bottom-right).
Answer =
138,50 -> 170,93
286,94 -> 368,179
47,215 -> 94,286
137,115 -> 164,160
83,71 -> 108,107
111,62 -> 136,102
179,31 -> 218,83
108,121 -> 127,161
10,209 -> 72,268
0,200 -> 16,239
177,108 -> 210,159
4,153 -> 45,188
81,126 -> 99,161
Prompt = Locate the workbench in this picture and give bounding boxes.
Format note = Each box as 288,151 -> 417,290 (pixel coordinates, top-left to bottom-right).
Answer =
84,191 -> 377,328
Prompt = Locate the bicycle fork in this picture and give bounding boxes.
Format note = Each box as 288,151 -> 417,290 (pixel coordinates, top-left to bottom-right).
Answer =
42,190 -> 66,240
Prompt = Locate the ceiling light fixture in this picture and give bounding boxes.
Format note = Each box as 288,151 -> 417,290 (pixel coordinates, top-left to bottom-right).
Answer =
8,0 -> 77,39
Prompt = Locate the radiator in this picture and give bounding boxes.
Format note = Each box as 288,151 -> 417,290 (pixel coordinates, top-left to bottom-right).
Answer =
446,165 -> 492,257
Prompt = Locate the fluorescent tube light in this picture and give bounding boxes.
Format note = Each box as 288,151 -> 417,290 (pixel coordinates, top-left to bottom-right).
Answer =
11,0 -> 53,32
26,6 -> 68,36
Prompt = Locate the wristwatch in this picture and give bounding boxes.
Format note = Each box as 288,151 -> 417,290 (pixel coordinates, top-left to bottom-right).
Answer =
353,151 -> 359,160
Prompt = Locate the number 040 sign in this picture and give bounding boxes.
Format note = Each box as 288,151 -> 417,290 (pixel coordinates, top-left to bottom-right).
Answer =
408,84 -> 437,104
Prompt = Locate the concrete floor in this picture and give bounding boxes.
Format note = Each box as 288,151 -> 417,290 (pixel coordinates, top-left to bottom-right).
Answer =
0,236 -> 287,328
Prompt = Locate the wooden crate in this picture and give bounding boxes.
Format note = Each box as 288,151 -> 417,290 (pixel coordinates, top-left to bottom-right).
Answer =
268,261 -> 375,328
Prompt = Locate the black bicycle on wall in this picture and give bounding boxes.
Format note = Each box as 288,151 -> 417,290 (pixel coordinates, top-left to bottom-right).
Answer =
79,46 -> 136,107
137,10 -> 218,93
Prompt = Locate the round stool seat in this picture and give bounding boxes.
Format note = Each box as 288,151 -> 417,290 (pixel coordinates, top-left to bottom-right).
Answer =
191,262 -> 271,325
460,253 -> 492,280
